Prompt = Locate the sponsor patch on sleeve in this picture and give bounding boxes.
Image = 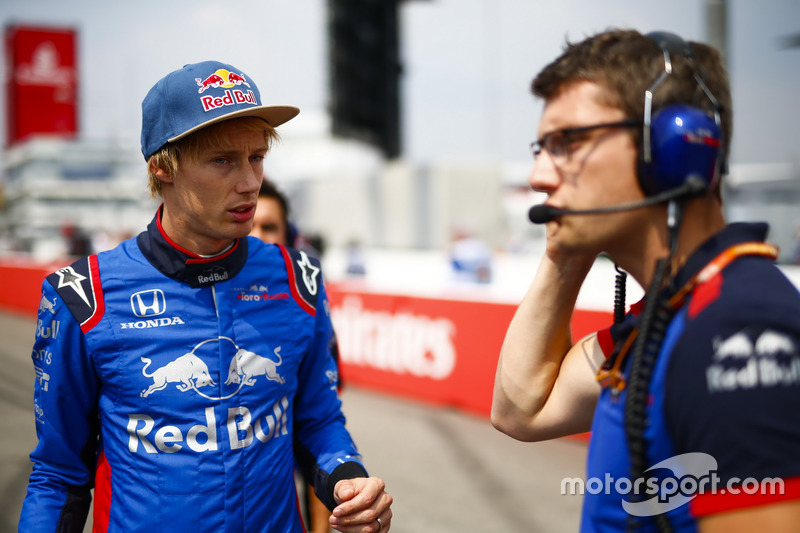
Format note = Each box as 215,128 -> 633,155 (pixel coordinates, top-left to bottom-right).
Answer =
47,255 -> 104,332
280,247 -> 320,316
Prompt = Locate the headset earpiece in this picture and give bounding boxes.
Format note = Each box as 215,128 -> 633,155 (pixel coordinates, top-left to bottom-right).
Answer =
638,104 -> 722,196
638,31 -> 725,197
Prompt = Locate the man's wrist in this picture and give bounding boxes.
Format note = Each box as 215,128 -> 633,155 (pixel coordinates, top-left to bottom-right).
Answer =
324,461 -> 369,508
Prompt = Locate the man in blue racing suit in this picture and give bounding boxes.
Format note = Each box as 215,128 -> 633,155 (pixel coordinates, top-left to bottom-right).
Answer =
19,60 -> 393,533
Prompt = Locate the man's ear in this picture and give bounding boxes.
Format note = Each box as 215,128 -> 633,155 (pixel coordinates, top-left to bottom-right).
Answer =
151,160 -> 174,184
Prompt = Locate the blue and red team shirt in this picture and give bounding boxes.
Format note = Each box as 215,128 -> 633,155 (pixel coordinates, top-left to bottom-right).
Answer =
19,209 -> 367,532
583,222 -> 800,532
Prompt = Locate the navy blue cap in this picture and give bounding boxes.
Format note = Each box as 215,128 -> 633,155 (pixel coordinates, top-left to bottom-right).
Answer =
141,61 -> 299,160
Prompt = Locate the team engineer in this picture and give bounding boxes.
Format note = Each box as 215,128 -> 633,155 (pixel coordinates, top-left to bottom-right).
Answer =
491,29 -> 800,531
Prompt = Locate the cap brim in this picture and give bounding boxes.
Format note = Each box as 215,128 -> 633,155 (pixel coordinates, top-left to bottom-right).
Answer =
168,105 -> 300,144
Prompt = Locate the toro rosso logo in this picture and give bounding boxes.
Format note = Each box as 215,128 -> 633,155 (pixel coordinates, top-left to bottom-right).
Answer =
195,69 -> 251,94
139,336 -> 284,400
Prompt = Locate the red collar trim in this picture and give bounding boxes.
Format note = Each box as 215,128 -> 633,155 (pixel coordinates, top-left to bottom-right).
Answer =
155,204 -> 240,265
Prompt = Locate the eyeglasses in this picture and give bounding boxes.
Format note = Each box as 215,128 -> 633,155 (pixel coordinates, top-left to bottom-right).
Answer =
530,119 -> 640,164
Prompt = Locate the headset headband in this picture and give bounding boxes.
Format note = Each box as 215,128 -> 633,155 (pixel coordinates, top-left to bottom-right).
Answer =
642,31 -> 724,166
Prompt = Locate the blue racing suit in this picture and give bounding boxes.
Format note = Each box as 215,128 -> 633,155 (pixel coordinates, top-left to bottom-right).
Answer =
19,209 -> 367,532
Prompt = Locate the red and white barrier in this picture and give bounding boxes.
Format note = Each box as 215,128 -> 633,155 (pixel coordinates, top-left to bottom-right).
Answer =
328,279 -> 612,418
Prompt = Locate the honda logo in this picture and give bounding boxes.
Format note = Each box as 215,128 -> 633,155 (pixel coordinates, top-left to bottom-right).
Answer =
131,289 -> 166,317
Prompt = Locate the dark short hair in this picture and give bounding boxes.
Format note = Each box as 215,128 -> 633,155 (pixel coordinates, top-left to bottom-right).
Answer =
259,178 -> 290,219
532,29 -> 732,174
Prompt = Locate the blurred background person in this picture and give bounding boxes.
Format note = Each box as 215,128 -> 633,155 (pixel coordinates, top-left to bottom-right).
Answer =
252,177 -> 327,259
344,239 -> 367,276
449,221 -> 493,284
251,177 -> 298,248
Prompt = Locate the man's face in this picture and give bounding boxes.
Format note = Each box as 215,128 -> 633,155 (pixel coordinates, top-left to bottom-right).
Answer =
158,120 -> 268,255
250,196 -> 288,246
529,80 -> 645,256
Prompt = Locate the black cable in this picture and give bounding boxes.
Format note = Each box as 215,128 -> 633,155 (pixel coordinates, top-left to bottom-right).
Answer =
623,198 -> 686,533
624,262 -> 675,532
614,264 -> 628,325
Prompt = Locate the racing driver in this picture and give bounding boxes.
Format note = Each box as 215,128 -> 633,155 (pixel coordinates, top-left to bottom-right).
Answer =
18,61 -> 393,533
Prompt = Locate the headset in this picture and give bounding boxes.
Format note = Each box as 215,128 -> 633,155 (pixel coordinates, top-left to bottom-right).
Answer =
528,31 -> 726,226
637,31 -> 725,197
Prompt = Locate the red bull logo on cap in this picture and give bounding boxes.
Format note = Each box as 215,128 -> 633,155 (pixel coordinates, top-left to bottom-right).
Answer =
195,69 -> 251,94
195,68 -> 257,113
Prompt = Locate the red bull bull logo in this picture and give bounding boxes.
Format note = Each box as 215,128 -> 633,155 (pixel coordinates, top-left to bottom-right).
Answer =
140,352 -> 215,398
39,295 -> 57,315
225,346 -> 285,386
195,69 -> 251,94
139,336 -> 284,400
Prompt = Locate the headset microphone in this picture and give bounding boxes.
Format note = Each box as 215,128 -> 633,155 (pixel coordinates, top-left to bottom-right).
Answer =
527,176 -> 707,224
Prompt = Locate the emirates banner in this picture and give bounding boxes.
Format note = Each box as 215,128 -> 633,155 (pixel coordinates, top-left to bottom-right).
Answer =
328,282 -> 613,417
5,25 -> 78,145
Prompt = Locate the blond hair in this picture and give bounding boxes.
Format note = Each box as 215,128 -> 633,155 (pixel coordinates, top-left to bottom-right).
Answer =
146,117 -> 280,198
